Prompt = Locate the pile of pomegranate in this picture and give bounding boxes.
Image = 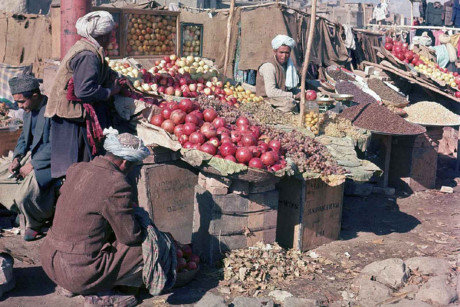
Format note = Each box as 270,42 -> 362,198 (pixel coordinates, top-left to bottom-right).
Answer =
149,98 -> 287,171
175,243 -> 199,273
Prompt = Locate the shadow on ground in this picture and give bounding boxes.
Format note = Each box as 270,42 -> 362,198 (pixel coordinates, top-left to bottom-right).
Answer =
340,194 -> 421,240
0,266 -> 55,301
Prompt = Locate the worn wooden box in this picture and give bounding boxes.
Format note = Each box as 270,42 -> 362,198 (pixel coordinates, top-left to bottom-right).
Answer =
0,128 -> 21,157
389,127 -> 443,192
192,185 -> 278,264
135,160 -> 198,244
276,178 -> 344,251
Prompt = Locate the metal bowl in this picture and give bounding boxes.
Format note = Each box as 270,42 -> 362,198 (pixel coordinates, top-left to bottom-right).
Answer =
331,94 -> 354,101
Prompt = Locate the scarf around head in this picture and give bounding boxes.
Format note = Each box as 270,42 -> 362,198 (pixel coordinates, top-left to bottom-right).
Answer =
271,35 -> 299,89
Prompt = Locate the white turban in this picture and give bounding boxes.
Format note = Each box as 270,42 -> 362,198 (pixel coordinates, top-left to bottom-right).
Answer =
76,11 -> 115,48
271,35 -> 296,50
271,35 -> 299,89
103,127 -> 150,162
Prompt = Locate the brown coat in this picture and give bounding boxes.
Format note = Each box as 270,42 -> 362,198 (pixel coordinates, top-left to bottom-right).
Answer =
45,39 -> 110,120
40,156 -> 143,294
256,55 -> 287,98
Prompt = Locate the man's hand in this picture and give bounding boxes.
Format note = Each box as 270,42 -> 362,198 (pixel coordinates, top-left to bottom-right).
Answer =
294,92 -> 302,100
19,163 -> 33,178
8,157 -> 21,174
110,79 -> 121,97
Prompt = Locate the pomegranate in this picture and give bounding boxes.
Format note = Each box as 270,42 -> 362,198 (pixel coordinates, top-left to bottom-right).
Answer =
190,254 -> 200,264
178,134 -> 188,145
187,261 -> 197,271
305,90 -> 317,101
189,132 -> 206,144
150,114 -> 163,127
178,99 -> 194,113
183,142 -> 193,149
174,124 -> 184,137
231,130 -> 242,143
455,91 -> 460,98
200,123 -> 217,139
161,108 -> 173,120
200,143 -> 217,155
261,151 -> 276,166
241,134 -> 257,146
268,140 -> 281,152
212,117 -> 226,129
203,108 -> 218,122
183,123 -> 197,136
185,114 -> 200,125
181,244 -> 192,257
161,120 -> 175,134
190,110 -> 204,121
249,158 -> 264,169
177,257 -> 187,271
224,155 -> 237,162
208,137 -> 220,147
170,109 -> 186,125
236,116 -> 250,127
235,147 -> 253,164
219,143 -> 237,157
176,249 -> 183,258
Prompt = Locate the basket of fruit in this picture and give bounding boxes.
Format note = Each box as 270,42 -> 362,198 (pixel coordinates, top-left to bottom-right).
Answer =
174,243 -> 200,288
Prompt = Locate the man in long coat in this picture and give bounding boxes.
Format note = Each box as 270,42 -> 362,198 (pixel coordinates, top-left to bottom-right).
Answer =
40,129 -> 150,306
0,75 -> 57,241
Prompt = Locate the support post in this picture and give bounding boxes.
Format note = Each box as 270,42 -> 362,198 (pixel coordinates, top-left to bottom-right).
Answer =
299,0 -> 317,127
61,0 -> 92,59
223,0 -> 235,78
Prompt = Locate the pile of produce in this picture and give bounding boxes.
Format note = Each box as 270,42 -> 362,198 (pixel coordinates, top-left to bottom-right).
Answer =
238,101 -> 296,126
319,112 -> 370,142
181,24 -> 202,56
327,67 -> 355,82
223,83 -> 263,104
223,242 -> 330,294
340,103 -> 425,135
404,101 -> 460,126
367,78 -> 408,107
384,38 -> 420,65
175,242 -> 200,273
126,14 -> 177,56
335,81 -> 378,104
149,98 -> 288,171
0,101 -> 22,128
106,25 -> 120,57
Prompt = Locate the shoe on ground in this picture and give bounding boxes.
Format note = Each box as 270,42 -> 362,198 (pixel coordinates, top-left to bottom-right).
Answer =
83,290 -> 137,307
23,227 -> 42,241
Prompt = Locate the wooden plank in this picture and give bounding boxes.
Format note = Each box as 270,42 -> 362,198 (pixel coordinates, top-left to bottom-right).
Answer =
51,6 -> 60,59
0,128 -> 21,157
382,135 -> 392,188
276,177 -> 303,249
301,179 -> 344,251
142,161 -> 197,244
362,61 -> 460,103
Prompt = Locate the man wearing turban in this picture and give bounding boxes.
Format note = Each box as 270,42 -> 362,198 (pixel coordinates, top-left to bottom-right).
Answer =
256,34 -> 300,113
40,129 -> 152,306
46,11 -> 121,181
0,75 -> 58,241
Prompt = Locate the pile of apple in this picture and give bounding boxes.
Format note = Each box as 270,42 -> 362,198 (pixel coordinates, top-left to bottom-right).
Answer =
126,13 -> 176,56
175,243 -> 200,273
149,98 -> 287,171
384,38 -> 423,66
106,24 -> 119,57
149,55 -> 218,81
182,25 -> 202,56
223,82 -> 263,104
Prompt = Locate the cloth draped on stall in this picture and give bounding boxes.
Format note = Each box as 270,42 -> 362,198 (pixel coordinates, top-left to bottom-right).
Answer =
134,208 -> 177,296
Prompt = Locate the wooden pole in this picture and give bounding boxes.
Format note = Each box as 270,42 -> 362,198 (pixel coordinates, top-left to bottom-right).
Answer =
223,0 -> 235,78
299,0 -> 317,127
410,0 -> 414,26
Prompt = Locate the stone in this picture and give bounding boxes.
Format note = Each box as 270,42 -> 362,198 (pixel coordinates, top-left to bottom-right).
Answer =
361,258 -> 409,289
206,186 -> 229,195
283,297 -> 318,307
230,296 -> 274,307
194,292 -> 226,307
355,276 -> 392,306
268,290 -> 293,303
381,299 -> 431,307
0,254 -> 15,298
440,186 -> 454,193
405,256 -> 451,276
415,275 -> 458,306
198,172 -> 207,189
397,284 -> 419,299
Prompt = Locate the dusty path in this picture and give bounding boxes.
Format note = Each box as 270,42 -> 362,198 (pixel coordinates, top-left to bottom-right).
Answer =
1,176 -> 459,306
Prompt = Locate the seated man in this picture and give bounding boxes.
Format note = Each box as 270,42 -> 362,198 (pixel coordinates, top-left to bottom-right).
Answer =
256,34 -> 301,113
0,75 -> 56,241
40,129 -> 151,306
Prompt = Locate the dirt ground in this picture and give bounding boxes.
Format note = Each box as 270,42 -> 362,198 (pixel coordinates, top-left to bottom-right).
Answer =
0,161 -> 459,306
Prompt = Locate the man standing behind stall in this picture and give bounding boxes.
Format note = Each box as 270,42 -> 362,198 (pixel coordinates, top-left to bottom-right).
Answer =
0,76 -> 56,241
45,11 -> 120,181
256,34 -> 300,113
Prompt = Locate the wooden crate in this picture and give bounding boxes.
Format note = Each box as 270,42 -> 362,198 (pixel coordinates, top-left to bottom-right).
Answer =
192,185 -> 278,265
135,160 -> 198,244
276,178 -> 344,251
389,127 -> 443,191
0,128 -> 21,157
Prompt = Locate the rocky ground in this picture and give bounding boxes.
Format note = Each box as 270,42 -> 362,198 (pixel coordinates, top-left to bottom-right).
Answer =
0,163 -> 459,306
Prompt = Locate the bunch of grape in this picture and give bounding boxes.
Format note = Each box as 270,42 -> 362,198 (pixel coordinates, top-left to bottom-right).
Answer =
238,102 -> 296,126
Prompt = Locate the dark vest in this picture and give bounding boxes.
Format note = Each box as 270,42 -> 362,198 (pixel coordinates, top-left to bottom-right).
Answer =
256,56 -> 286,97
